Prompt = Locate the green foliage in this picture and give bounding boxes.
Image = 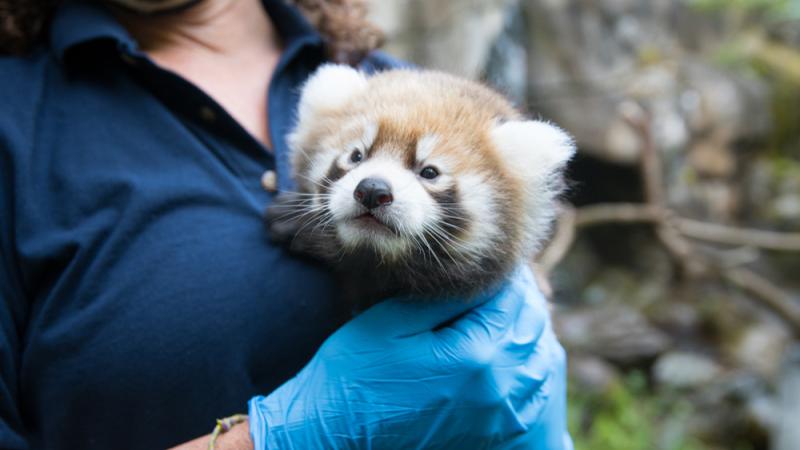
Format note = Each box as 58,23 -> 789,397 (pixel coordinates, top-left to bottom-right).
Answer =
687,0 -> 800,21
697,0 -> 800,156
769,78 -> 800,154
568,372 -> 707,450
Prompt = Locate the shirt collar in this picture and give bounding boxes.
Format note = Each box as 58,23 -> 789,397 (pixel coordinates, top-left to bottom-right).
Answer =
50,0 -> 324,63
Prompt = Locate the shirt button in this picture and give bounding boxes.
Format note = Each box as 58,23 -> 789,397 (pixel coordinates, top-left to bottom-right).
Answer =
199,106 -> 217,123
261,170 -> 277,192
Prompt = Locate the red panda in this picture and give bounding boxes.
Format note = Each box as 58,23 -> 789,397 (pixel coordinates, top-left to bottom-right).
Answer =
267,64 -> 575,306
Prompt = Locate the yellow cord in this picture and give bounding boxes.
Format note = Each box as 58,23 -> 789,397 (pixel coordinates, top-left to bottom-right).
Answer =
207,414 -> 248,450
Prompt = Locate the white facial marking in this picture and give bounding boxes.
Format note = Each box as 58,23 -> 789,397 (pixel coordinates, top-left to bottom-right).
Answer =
455,173 -> 500,256
335,121 -> 379,166
328,155 -> 438,258
416,134 -> 439,162
360,122 -> 378,154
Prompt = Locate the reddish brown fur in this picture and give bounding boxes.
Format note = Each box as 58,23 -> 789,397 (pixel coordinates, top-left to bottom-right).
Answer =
293,69 -> 530,262
273,68 -> 572,304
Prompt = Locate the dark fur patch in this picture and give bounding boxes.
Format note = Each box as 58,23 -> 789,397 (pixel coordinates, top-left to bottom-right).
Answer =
320,160 -> 346,194
430,187 -> 469,238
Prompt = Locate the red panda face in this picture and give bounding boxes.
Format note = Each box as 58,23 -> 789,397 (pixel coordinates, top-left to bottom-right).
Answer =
287,65 -> 575,269
321,124 -> 499,261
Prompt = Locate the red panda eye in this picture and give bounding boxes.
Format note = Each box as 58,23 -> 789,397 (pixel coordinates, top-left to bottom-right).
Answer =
420,166 -> 439,179
349,149 -> 363,163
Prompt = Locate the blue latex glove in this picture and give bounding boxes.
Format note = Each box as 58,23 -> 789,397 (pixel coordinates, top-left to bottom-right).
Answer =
249,267 -> 572,449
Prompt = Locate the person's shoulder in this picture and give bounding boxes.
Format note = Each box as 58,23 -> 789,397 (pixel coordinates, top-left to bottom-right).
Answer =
0,46 -> 52,85
358,50 -> 416,75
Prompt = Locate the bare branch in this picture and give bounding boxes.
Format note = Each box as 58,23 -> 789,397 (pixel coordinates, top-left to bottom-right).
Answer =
722,267 -> 800,335
620,100 -> 702,275
572,203 -> 660,226
536,100 -> 800,333
538,205 -> 577,274
676,218 -> 800,252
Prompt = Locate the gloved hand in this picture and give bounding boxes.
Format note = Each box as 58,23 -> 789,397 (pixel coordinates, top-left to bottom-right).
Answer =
248,267 -> 572,450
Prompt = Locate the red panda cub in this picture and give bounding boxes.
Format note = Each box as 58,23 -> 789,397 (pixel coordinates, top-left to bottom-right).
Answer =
267,65 -> 575,307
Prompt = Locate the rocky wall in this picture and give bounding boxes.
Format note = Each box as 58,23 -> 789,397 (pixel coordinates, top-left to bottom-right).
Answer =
370,1 -> 800,448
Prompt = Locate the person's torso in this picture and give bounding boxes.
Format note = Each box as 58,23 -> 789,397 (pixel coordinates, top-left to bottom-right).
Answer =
0,2 -> 399,447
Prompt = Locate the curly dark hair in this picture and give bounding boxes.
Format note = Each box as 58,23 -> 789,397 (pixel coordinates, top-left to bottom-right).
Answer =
0,0 -> 384,64
290,0 -> 384,65
0,0 -> 56,54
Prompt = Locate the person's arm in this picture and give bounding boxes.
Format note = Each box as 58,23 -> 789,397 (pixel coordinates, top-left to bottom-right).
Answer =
172,266 -> 569,449
171,269 -> 572,450
169,422 -> 252,450
247,266 -> 570,449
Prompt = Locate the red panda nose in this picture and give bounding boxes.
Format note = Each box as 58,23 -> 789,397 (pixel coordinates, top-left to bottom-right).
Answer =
354,178 -> 393,210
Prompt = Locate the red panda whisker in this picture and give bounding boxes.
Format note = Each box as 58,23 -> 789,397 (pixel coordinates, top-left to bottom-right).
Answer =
293,213 -> 333,243
418,233 -> 447,274
423,226 -> 471,273
426,224 -> 482,258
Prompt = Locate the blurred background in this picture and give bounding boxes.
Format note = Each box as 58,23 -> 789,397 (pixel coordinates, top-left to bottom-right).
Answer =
368,1 -> 800,449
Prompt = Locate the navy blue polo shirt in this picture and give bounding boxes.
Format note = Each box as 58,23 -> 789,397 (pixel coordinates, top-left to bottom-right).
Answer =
0,1 -> 400,448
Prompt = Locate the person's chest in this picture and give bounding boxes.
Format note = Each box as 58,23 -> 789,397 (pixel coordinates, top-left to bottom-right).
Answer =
147,46 -> 282,148
13,63 -> 347,448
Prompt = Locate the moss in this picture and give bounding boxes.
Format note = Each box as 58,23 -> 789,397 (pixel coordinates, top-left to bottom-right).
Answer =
687,0 -> 797,20
569,372 -> 708,450
638,46 -> 666,66
768,79 -> 800,155
748,155 -> 800,227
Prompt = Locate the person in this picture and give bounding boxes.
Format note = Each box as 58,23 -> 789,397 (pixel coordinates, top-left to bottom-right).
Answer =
0,0 -> 572,449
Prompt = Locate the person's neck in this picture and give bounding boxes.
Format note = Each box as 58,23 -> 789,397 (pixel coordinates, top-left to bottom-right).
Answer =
111,0 -> 284,147
113,0 -> 280,63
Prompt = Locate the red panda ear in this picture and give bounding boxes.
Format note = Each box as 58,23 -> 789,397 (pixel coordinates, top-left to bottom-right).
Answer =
490,120 -> 576,181
297,64 -> 368,125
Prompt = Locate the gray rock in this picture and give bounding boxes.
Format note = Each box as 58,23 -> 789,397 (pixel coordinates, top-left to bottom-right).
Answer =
484,1 -> 529,107
371,0 -> 771,166
688,371 -> 773,444
775,346 -> 800,450
554,304 -> 671,364
688,140 -> 736,178
646,300 -> 703,335
728,321 -> 791,378
568,354 -> 620,394
746,156 -> 800,228
371,0 -> 513,78
653,351 -> 723,389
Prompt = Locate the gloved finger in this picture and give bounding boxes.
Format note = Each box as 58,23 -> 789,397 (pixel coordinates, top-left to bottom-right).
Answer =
438,264 -> 540,343
433,271 -> 528,358
512,324 -> 567,427
508,275 -> 549,355
350,296 -> 480,338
